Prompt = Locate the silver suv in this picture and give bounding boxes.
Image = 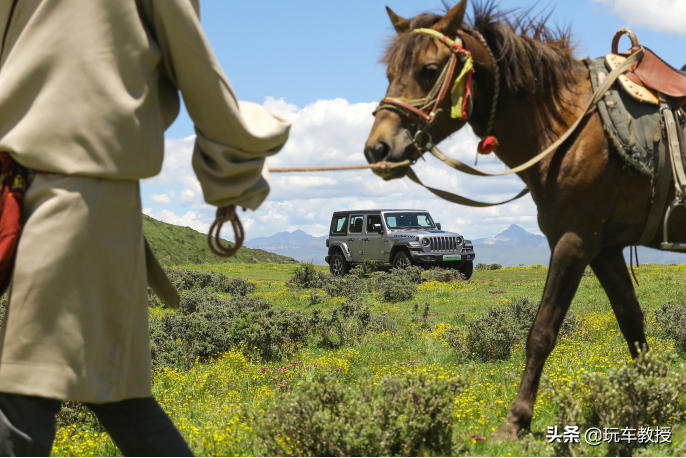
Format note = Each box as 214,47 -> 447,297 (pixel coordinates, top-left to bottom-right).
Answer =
325,209 -> 475,279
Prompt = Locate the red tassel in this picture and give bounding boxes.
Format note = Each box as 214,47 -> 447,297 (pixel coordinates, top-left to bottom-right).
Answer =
477,136 -> 498,155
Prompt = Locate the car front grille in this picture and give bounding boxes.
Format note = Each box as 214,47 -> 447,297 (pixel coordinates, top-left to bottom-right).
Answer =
428,236 -> 463,252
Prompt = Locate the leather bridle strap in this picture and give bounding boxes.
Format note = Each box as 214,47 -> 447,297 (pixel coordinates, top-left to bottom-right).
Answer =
394,48 -> 645,207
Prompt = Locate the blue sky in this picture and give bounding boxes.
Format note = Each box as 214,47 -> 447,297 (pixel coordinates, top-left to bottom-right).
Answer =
143,0 -> 686,241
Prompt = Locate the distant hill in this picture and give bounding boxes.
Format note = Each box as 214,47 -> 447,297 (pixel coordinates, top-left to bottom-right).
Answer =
472,224 -> 686,267
241,223 -> 686,268
245,229 -> 328,265
143,215 -> 298,266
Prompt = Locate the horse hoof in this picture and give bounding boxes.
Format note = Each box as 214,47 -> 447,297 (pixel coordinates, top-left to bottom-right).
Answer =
491,422 -> 520,443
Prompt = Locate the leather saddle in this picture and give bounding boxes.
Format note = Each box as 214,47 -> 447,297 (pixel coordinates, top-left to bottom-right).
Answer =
606,28 -> 686,105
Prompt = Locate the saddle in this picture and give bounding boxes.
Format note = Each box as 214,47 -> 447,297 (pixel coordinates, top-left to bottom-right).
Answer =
599,29 -> 686,250
606,29 -> 686,103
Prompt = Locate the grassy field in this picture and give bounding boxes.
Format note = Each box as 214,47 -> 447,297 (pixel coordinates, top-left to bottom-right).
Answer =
51,262 -> 686,457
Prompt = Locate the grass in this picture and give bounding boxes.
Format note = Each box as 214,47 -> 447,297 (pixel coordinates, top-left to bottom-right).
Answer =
52,263 -> 686,456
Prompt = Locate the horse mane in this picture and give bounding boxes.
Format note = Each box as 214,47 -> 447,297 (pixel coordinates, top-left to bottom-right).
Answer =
383,1 -> 581,134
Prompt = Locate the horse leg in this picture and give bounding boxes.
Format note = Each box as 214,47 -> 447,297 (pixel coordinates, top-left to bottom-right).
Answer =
590,249 -> 647,357
494,232 -> 597,440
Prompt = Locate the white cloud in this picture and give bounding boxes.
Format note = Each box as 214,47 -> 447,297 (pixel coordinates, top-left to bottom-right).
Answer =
147,209 -> 211,235
592,0 -> 686,35
143,97 -> 539,243
149,191 -> 175,204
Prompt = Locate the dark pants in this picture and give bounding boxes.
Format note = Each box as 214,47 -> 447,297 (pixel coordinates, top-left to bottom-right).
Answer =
0,393 -> 193,456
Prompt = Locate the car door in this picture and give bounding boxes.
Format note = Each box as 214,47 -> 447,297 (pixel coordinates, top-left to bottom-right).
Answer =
364,214 -> 386,261
347,215 -> 364,261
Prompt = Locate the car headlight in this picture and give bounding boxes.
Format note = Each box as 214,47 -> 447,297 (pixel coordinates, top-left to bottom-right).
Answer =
421,238 -> 431,246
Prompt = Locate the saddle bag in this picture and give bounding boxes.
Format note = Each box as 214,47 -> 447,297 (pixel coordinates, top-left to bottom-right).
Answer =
0,153 -> 28,294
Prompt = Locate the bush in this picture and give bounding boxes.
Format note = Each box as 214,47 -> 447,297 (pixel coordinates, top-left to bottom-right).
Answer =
286,262 -> 329,289
349,259 -> 377,280
322,275 -> 366,299
373,268 -> 420,303
311,298 -> 371,348
423,267 -> 465,283
255,373 -> 468,456
411,301 -> 432,330
449,297 -> 583,361
544,349 -> 686,455
653,302 -> 686,353
163,267 -> 255,296
475,263 -> 501,270
150,290 -> 309,370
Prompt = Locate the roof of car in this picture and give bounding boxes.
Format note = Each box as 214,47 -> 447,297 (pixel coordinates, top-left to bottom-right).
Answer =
332,209 -> 427,214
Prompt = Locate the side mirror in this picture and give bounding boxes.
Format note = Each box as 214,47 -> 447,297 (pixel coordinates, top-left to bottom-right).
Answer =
373,223 -> 383,233
436,223 -> 442,230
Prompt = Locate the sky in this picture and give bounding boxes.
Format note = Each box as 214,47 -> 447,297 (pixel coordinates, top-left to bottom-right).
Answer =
142,0 -> 686,242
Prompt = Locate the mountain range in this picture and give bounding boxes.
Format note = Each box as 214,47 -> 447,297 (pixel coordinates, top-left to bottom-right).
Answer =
245,224 -> 686,267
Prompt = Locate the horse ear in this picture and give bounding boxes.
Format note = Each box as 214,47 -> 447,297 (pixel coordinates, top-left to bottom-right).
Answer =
432,0 -> 468,35
386,6 -> 411,34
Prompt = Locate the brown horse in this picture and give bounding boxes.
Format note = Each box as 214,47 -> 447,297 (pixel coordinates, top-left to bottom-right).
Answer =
364,0 -> 686,439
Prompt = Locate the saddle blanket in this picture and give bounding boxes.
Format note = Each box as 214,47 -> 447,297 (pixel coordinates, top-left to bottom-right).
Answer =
587,56 -> 686,178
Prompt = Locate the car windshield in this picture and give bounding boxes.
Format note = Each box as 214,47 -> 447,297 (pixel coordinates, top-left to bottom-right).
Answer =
384,212 -> 435,229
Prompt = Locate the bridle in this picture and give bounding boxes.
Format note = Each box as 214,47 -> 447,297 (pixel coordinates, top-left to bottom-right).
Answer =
373,27 -> 500,156
368,26 -> 644,209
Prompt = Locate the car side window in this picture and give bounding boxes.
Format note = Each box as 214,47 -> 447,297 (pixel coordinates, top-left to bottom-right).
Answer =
366,214 -> 382,232
349,215 -> 364,233
331,215 -> 348,235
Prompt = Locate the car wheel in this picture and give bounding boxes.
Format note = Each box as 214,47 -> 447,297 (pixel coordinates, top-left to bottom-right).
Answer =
392,251 -> 414,269
459,260 -> 474,280
330,252 -> 349,277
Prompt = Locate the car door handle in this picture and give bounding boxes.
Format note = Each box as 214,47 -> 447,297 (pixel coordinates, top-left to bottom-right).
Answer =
363,238 -> 370,242
347,238 -> 354,242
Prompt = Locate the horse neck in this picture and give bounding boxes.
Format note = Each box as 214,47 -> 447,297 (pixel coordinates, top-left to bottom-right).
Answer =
476,67 -> 590,182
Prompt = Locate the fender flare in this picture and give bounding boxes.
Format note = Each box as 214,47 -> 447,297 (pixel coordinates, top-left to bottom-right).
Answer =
329,241 -> 353,262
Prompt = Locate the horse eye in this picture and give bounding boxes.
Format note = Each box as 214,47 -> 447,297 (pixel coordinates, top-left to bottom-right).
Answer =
420,64 -> 439,78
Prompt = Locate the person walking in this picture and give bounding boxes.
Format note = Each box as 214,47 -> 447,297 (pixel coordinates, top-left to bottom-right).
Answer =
0,0 -> 290,455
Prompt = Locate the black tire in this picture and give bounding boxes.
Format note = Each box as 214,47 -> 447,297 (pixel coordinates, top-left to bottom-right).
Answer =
329,252 -> 349,277
459,260 -> 474,280
392,251 -> 414,269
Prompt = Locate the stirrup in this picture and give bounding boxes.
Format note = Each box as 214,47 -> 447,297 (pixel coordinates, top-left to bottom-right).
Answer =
660,198 -> 686,250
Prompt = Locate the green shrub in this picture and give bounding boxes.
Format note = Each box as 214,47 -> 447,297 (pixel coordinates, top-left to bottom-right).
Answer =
373,268 -> 419,303
311,298 -> 372,348
423,267 -> 465,283
452,297 -> 583,361
411,301 -> 432,330
322,274 -> 366,299
286,262 -> 329,289
150,290 -> 309,370
653,302 -> 686,353
349,259 -> 378,280
216,277 -> 256,296
255,373 -> 468,456
544,349 -> 686,455
474,263 -> 501,270
163,267 -> 254,295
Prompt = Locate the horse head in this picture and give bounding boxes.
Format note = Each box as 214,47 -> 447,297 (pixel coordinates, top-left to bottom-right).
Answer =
365,0 -> 497,180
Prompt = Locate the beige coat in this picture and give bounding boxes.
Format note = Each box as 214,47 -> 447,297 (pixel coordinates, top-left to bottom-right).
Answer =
0,0 -> 290,402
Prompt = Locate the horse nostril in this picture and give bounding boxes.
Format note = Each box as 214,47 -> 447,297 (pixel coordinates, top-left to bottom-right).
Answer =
365,141 -> 391,163
377,141 -> 390,161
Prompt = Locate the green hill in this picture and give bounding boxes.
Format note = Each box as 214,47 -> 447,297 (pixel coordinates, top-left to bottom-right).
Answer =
142,214 -> 298,266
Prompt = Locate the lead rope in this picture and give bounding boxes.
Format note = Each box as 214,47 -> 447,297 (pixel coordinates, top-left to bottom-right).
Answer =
210,161 -> 410,257
208,205 -> 244,258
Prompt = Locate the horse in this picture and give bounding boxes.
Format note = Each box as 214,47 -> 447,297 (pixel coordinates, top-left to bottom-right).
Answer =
363,0 -> 686,439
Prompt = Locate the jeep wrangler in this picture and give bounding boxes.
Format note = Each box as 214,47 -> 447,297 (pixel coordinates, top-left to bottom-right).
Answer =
324,209 -> 475,279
